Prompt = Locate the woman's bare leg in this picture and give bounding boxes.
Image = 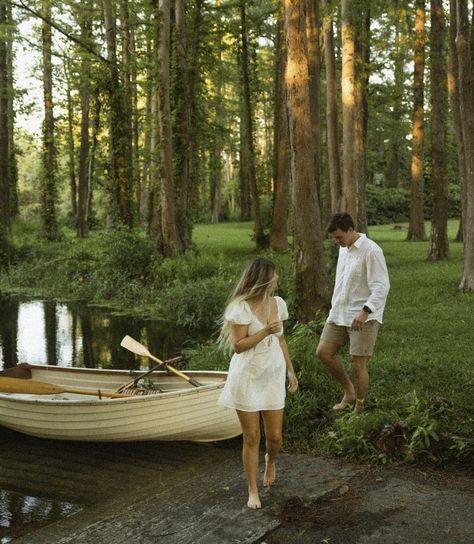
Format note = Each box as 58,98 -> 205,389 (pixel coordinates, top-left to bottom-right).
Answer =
261,409 -> 283,486
236,410 -> 261,508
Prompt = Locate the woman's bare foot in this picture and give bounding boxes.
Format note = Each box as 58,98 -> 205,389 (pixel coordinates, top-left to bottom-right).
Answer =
263,453 -> 276,487
247,490 -> 261,509
332,393 -> 355,411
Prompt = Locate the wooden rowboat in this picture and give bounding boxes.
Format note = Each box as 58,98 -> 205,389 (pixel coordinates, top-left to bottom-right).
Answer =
0,365 -> 242,442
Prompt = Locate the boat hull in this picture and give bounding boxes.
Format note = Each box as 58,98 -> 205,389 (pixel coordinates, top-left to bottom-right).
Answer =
0,366 -> 241,442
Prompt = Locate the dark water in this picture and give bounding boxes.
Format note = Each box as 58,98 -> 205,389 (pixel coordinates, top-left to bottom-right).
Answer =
0,295 -> 207,543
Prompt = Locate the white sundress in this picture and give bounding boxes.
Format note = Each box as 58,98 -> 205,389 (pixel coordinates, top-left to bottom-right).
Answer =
217,296 -> 289,412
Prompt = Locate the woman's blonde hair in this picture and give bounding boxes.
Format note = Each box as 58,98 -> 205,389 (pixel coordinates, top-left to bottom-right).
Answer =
218,258 -> 277,351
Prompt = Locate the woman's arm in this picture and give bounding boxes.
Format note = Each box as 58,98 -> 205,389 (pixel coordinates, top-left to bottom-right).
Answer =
231,321 -> 282,353
278,336 -> 298,393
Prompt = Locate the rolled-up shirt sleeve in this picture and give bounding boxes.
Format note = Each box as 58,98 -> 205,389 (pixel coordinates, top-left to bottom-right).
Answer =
365,248 -> 390,313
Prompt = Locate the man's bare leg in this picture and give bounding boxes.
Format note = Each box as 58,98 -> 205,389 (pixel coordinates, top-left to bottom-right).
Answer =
261,409 -> 283,486
350,355 -> 369,414
316,340 -> 355,410
236,410 -> 261,509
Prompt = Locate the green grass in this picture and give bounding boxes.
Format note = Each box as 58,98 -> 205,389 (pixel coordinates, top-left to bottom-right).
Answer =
1,218 -> 473,464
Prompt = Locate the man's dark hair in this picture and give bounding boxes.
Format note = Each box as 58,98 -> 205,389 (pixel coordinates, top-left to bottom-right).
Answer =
326,212 -> 355,233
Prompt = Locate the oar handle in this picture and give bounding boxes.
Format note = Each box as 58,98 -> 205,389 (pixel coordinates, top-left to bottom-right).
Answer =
148,354 -> 203,387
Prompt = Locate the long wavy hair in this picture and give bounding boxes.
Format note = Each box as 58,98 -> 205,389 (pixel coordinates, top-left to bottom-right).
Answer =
218,258 -> 277,351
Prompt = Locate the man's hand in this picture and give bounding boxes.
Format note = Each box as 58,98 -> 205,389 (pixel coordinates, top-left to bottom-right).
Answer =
351,310 -> 369,331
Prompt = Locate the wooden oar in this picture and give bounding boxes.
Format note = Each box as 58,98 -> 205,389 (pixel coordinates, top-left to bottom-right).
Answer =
120,335 -> 203,387
0,377 -> 132,398
115,355 -> 183,393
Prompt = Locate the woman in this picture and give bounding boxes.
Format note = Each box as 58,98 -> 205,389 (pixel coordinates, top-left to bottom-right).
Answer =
218,258 -> 298,509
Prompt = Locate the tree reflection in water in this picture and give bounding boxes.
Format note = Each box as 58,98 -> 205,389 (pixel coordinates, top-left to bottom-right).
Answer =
0,489 -> 81,543
0,295 -> 195,370
0,295 -> 205,540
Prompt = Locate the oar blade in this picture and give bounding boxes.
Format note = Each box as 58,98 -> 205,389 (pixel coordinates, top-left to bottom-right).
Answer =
120,335 -> 151,358
0,377 -> 62,395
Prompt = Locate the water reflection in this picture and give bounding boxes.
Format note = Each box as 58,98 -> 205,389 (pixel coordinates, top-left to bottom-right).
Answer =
0,295 -> 198,371
0,295 -> 208,540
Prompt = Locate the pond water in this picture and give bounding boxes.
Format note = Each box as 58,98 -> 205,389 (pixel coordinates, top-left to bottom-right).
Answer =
0,295 -> 208,543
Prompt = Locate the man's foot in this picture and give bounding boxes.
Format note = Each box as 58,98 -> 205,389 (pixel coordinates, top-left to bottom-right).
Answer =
332,393 -> 355,411
263,453 -> 276,487
247,490 -> 261,509
353,398 -> 365,414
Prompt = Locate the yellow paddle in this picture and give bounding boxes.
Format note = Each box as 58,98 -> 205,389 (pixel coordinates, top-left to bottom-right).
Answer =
0,377 -> 132,398
120,335 -> 203,387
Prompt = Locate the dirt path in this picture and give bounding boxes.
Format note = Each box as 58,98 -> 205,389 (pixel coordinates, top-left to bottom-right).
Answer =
10,438 -> 474,544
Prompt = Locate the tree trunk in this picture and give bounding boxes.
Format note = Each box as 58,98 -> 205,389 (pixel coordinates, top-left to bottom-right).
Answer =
407,0 -> 426,241
427,0 -> 449,261
341,0 -> 357,222
77,28 -> 92,238
155,0 -> 183,256
449,0 -> 466,243
240,1 -> 266,248
354,6 -> 370,234
41,0 -> 58,240
385,0 -> 404,189
323,0 -> 342,215
6,0 -> 16,220
270,14 -> 289,251
456,0 -> 474,290
284,0 -> 329,322
305,0 -> 321,204
0,0 -> 9,237
102,0 -> 133,228
64,57 -> 77,219
174,0 -> 193,247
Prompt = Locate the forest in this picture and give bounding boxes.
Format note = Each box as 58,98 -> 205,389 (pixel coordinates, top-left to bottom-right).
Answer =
0,0 -> 473,322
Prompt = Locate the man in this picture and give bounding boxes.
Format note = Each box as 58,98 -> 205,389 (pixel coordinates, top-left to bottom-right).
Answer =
316,212 -> 390,414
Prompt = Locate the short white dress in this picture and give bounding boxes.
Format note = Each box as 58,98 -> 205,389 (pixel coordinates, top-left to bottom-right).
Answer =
218,296 -> 289,412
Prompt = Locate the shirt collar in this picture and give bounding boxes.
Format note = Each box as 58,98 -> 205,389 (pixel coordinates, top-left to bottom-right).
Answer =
349,232 -> 366,250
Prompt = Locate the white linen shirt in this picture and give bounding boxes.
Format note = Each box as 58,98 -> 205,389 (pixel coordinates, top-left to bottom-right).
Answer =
328,233 -> 390,326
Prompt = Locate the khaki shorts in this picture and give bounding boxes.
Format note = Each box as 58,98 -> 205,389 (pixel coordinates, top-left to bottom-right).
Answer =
320,320 -> 380,357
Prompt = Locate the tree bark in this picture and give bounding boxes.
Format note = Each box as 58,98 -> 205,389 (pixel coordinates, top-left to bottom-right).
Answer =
239,1 -> 266,248
63,56 -> 77,219
174,0 -> 193,246
0,0 -> 9,236
155,0 -> 183,256
456,0 -> 474,290
385,0 -> 405,189
102,0 -> 133,228
323,0 -> 342,215
341,0 -> 357,222
354,6 -> 370,233
6,0 -> 16,220
41,0 -> 58,240
284,0 -> 329,322
305,0 -> 321,204
427,0 -> 449,261
448,0 -> 466,243
77,23 -> 92,238
407,0 -> 426,241
270,13 -> 289,251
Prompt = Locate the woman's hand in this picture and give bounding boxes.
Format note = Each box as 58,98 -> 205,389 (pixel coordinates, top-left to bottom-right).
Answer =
287,371 -> 298,393
265,320 -> 282,335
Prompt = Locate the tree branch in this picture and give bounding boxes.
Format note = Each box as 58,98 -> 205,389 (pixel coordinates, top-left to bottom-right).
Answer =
12,0 -> 109,63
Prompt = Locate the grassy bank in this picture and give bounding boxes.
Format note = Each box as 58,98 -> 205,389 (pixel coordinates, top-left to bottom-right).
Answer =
1,219 -> 473,464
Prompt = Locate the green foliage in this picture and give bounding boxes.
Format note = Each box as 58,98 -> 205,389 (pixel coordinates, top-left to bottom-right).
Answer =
1,220 -> 473,466
366,185 -> 411,224
365,184 -> 461,226
151,275 -> 232,331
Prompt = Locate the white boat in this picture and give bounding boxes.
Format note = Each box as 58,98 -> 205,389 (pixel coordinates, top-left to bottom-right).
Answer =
0,365 -> 242,442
